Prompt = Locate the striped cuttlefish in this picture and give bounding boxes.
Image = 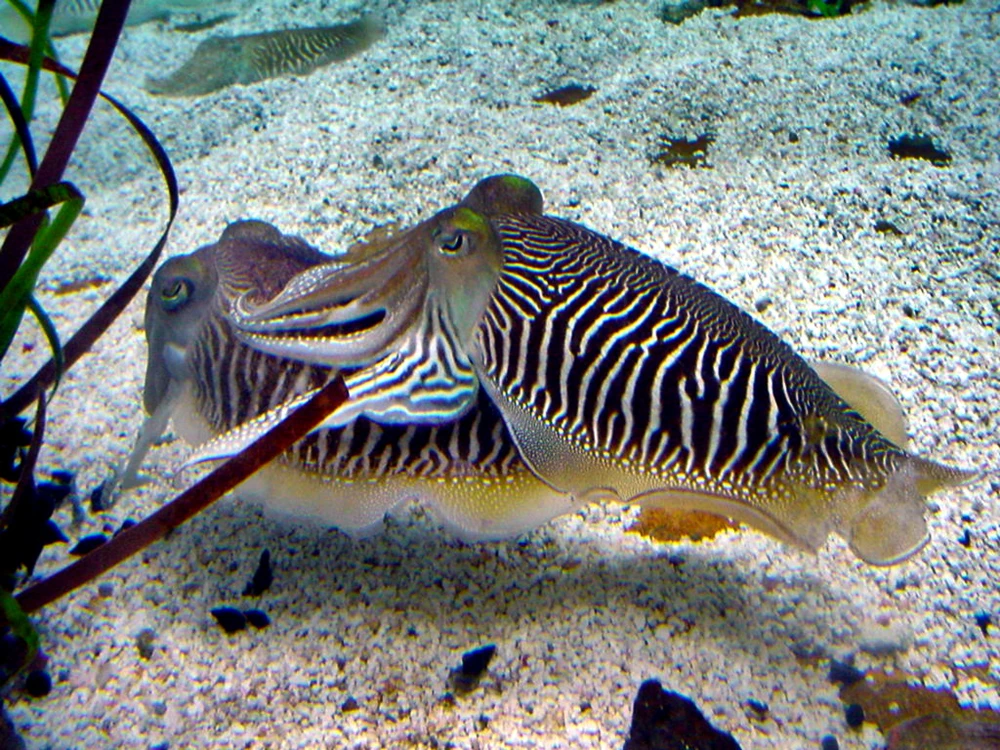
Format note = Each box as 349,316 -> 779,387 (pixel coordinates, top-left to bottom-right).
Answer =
129,176 -> 978,565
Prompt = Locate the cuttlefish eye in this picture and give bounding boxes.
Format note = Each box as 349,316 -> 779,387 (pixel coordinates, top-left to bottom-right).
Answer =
159,277 -> 193,311
435,229 -> 467,255
433,206 -> 495,258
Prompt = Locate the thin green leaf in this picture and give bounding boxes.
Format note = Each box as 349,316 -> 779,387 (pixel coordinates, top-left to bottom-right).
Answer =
0,0 -> 54,184
0,589 -> 38,672
0,184 -> 83,362
26,295 -> 63,392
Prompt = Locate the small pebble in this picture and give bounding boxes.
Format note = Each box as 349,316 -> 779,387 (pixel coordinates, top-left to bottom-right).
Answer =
341,697 -> 359,711
24,669 -> 52,698
69,534 -> 107,556
149,700 -> 167,716
243,549 -> 273,596
89,481 -> 108,513
211,607 -> 247,634
136,628 -> 156,660
828,658 -> 864,686
97,582 -> 114,598
449,644 -> 496,694
820,736 -> 839,750
974,612 -> 991,636
845,703 -> 865,728
745,698 -> 769,719
244,609 -> 270,629
958,529 -> 972,547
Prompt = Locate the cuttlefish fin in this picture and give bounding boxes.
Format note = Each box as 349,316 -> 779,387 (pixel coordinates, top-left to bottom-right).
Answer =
810,360 -> 909,448
848,454 -> 980,565
241,463 -> 578,542
629,488 -> 814,553
476,376 -> 608,494
809,360 -> 982,563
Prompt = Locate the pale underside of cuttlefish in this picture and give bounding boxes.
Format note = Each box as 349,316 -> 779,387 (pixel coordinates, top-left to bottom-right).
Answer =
220,175 -> 979,565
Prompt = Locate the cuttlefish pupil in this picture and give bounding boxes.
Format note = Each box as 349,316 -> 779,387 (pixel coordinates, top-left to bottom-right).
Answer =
435,229 -> 466,255
159,277 -> 193,311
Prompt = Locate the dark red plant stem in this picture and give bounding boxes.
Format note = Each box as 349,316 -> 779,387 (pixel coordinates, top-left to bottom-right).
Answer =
0,49 -> 179,421
14,376 -> 348,615
0,0 -> 132,285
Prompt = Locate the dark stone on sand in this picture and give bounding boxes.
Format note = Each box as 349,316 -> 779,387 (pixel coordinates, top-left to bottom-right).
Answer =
623,679 -> 742,750
243,549 -> 273,596
845,702 -> 865,728
745,698 -> 769,719
449,644 -> 496,694
820,736 -> 839,750
342,697 -> 359,711
89,481 -> 107,512
244,609 -> 270,629
69,533 -> 107,556
211,607 -> 247,634
24,669 -> 52,698
974,612 -> 991,636
828,658 -> 865,687
136,628 -> 156,660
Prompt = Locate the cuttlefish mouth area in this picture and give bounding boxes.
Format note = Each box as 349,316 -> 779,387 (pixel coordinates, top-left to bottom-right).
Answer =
266,308 -> 388,338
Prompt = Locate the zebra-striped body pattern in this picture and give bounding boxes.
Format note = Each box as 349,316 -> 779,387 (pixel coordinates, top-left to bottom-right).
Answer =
478,213 -> 897,494
460,176 -> 973,564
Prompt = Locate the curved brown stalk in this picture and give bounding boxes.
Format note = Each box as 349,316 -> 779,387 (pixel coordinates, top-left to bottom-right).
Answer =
11,376 -> 348,616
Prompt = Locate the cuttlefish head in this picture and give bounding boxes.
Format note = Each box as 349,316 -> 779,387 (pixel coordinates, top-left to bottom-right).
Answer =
123,220 -> 330,490
143,248 -> 219,415
230,205 -> 503,367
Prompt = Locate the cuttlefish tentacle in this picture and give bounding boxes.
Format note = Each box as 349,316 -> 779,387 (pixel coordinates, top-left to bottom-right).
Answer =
129,219 -> 575,539
455,174 -> 977,565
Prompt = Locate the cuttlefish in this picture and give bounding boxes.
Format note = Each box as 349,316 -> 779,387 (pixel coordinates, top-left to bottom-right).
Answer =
127,218 -> 571,538
231,175 -> 978,565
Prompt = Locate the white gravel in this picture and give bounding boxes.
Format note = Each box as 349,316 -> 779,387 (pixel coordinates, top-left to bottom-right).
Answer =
2,0 -> 998,747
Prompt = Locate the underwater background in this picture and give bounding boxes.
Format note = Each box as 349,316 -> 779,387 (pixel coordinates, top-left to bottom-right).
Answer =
1,0 -> 998,746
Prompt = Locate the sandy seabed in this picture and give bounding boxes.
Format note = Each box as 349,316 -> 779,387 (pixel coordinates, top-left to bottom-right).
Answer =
2,0 -> 998,747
